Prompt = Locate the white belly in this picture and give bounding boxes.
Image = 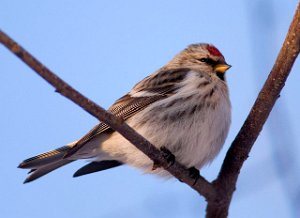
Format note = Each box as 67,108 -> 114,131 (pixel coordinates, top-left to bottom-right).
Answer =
99,73 -> 231,175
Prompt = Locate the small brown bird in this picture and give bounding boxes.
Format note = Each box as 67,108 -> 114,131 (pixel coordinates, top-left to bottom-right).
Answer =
19,43 -> 231,183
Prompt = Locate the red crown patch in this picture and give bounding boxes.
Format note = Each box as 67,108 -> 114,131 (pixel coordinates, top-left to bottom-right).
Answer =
207,45 -> 223,57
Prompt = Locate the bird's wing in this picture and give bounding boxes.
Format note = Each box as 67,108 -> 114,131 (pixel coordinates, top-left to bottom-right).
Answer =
64,68 -> 190,158
73,160 -> 123,177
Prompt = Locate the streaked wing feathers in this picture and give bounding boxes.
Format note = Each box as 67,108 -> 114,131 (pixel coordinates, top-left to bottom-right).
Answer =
64,68 -> 190,158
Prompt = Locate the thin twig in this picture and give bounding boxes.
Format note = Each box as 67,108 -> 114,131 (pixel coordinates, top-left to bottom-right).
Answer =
1,2 -> 299,216
0,29 -> 215,200
206,3 -> 300,217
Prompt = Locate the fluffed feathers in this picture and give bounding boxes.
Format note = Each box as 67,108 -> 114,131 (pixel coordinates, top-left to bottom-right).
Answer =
19,43 -> 231,183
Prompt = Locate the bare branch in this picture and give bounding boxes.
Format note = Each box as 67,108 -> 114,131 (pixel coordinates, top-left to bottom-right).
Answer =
0,2 -> 299,216
0,29 -> 215,200
206,3 -> 300,217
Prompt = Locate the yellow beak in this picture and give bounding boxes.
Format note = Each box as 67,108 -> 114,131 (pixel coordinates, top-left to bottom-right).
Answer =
214,63 -> 231,74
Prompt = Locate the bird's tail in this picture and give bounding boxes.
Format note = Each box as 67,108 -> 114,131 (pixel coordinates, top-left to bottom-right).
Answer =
18,143 -> 76,183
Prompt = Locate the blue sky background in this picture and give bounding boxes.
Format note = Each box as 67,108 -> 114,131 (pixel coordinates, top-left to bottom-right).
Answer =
1,1 -> 299,217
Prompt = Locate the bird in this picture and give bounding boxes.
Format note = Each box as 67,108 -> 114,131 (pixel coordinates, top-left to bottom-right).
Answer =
18,43 -> 231,183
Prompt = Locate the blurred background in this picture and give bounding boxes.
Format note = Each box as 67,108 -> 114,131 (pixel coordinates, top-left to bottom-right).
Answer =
0,1 -> 299,217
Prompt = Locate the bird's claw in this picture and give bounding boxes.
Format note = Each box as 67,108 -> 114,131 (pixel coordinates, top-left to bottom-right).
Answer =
188,167 -> 200,186
152,147 -> 175,170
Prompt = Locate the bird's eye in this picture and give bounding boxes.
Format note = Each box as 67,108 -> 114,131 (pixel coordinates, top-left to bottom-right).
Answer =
198,58 -> 217,66
199,58 -> 208,63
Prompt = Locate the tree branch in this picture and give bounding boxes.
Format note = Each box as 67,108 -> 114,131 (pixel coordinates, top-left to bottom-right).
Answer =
0,29 -> 215,200
0,2 -> 299,216
206,3 -> 300,217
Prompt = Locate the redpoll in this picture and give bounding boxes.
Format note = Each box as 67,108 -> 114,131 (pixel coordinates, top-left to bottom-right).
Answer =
19,43 -> 231,183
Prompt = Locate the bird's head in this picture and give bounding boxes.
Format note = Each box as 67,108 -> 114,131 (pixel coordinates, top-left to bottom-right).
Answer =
168,43 -> 231,80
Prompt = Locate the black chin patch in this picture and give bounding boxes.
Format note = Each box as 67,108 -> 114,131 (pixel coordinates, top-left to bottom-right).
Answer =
216,72 -> 225,81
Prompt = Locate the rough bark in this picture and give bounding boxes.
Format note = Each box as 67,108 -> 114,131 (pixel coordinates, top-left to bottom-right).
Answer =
0,3 -> 299,217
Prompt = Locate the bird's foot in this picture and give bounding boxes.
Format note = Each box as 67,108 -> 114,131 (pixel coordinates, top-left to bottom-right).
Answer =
188,167 -> 200,186
152,147 -> 175,170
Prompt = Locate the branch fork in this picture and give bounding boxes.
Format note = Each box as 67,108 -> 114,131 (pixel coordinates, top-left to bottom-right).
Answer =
0,3 -> 299,217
